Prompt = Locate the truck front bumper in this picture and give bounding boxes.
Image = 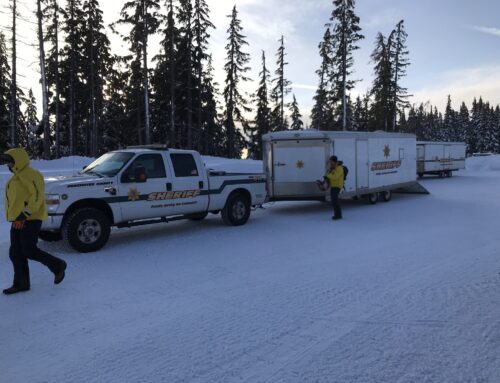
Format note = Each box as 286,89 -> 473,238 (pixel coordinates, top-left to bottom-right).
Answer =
42,214 -> 64,231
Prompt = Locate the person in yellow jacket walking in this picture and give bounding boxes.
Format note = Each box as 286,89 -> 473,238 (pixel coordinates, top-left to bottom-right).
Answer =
0,148 -> 66,295
319,155 -> 344,220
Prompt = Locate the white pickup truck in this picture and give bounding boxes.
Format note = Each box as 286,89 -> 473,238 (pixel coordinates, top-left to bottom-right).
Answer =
41,146 -> 266,252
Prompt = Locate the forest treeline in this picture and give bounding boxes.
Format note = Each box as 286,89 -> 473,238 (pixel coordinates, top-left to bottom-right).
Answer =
0,0 -> 498,159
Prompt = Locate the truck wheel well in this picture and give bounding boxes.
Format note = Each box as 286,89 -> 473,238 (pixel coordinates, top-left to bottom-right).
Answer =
228,188 -> 251,205
63,199 -> 114,225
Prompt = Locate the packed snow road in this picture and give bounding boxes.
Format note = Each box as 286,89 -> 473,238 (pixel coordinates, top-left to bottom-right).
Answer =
1,162 -> 500,382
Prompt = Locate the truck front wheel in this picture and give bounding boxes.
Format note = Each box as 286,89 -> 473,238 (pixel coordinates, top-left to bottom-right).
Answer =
63,208 -> 111,253
222,193 -> 251,226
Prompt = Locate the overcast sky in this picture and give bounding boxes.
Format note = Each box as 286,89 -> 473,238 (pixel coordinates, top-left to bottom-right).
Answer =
2,0 -> 500,123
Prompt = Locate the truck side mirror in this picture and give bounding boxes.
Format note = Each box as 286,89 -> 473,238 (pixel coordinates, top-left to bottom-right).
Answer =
134,166 -> 147,183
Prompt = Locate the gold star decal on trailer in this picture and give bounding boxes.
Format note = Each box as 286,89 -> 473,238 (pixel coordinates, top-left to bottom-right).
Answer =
128,187 -> 141,201
383,145 -> 391,158
296,160 -> 305,169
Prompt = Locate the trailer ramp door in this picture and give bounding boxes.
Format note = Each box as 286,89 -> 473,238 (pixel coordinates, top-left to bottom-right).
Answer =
272,139 -> 329,198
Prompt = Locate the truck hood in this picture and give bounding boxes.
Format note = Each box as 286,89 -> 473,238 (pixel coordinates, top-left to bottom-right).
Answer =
45,173 -> 113,191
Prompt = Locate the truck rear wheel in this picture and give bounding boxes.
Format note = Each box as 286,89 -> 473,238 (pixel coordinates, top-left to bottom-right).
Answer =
63,208 -> 111,253
222,193 -> 250,226
39,231 -> 63,242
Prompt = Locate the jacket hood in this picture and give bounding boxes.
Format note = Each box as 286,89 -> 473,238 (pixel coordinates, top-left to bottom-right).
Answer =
5,148 -> 30,174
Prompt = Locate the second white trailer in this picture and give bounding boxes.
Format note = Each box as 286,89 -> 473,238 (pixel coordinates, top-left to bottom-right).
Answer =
263,130 -> 424,203
416,141 -> 466,178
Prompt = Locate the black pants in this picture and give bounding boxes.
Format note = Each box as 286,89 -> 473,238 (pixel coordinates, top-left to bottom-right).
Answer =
330,187 -> 342,218
8,220 -> 65,289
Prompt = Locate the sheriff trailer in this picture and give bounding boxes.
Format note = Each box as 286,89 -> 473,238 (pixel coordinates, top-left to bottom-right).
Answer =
417,141 -> 466,178
263,130 -> 426,204
41,147 -> 266,252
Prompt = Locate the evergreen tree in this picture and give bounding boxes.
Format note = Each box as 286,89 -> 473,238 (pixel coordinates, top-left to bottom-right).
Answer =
289,94 -> 303,130
248,50 -> 271,159
82,0 -> 114,156
352,94 -> 368,131
388,20 -> 410,131
271,35 -> 292,131
223,5 -> 251,158
328,0 -> 364,130
37,0 -> 51,158
114,0 -> 161,146
24,89 -> 41,157
192,0 -> 215,151
458,102 -> 469,146
151,0 -> 179,146
43,0 -> 62,157
369,32 -> 392,131
311,28 -> 334,130
0,32 -> 10,152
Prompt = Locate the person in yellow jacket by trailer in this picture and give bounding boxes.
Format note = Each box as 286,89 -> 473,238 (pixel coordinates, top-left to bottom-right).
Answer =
321,155 -> 344,220
0,148 -> 66,295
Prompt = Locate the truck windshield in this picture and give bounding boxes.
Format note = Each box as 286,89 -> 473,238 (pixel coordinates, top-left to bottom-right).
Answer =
82,152 -> 134,177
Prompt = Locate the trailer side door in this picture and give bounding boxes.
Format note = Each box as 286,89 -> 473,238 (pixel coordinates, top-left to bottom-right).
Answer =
356,140 -> 369,190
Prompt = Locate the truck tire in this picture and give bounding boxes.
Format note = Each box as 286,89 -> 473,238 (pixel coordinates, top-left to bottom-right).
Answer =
367,193 -> 378,204
221,193 -> 251,226
63,208 -> 111,253
380,190 -> 392,202
39,231 -> 63,242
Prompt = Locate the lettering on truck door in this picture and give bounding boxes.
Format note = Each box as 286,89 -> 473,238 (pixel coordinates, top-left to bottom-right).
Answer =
118,153 -> 174,221
167,153 -> 209,215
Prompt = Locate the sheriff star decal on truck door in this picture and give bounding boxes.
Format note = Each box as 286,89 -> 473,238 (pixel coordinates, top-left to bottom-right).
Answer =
128,187 -> 141,201
296,160 -> 305,169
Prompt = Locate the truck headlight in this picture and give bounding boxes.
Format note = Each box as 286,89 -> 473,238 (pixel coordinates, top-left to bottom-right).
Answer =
45,194 -> 60,212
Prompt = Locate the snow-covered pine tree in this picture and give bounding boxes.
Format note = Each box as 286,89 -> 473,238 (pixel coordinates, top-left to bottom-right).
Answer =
458,102 -> 469,148
388,20 -> 410,132
271,35 -> 292,131
328,0 -> 364,131
223,5 -> 251,158
289,94 -> 303,131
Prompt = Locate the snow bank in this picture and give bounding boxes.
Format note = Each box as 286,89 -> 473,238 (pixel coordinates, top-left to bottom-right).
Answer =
466,154 -> 500,172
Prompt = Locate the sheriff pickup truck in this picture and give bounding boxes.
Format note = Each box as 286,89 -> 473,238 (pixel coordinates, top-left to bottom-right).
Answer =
41,146 -> 266,252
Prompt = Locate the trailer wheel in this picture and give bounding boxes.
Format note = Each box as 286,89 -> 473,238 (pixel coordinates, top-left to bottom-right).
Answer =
222,193 -> 251,226
39,231 -> 63,242
63,208 -> 111,253
439,171 -> 445,178
380,190 -> 392,202
417,173 -> 424,179
367,193 -> 378,204
447,170 -> 453,177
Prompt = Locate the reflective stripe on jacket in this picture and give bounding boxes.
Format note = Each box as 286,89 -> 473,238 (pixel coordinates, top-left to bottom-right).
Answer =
325,166 -> 344,189
4,148 -> 48,222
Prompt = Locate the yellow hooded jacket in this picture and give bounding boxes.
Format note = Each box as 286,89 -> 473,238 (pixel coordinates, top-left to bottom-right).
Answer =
325,165 -> 344,189
4,148 -> 48,222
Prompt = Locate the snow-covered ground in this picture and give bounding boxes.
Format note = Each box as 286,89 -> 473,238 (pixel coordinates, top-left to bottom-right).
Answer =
1,156 -> 500,382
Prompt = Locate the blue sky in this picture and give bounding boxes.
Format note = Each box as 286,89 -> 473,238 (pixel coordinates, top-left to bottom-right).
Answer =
2,0 -> 500,123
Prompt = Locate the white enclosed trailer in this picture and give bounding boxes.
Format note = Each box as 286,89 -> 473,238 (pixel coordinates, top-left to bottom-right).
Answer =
416,141 -> 466,178
263,130 -> 425,203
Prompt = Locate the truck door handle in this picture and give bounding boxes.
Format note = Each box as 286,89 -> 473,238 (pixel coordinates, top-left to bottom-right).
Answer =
104,187 -> 116,196
166,182 -> 172,191
199,181 -> 204,189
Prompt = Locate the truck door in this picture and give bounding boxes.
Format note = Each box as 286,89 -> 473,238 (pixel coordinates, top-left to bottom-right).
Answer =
166,153 -> 209,215
272,139 -> 329,198
118,153 -> 174,221
356,140 -> 369,190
